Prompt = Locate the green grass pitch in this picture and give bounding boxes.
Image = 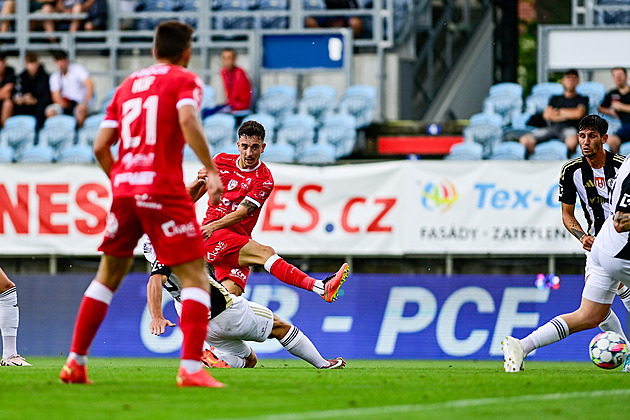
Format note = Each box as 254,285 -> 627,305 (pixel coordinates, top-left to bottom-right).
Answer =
1,358 -> 629,420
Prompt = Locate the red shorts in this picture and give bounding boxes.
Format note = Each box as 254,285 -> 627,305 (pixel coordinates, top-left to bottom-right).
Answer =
99,195 -> 204,267
204,229 -> 250,290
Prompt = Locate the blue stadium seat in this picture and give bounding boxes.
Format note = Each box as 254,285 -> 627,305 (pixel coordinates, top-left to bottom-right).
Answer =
602,114 -> 622,136
242,113 -> 276,142
295,140 -> 337,164
77,113 -> 106,146
255,0 -> 288,29
38,115 -> 77,150
317,113 -> 357,158
256,85 -> 297,124
56,144 -> 94,164
620,142 -> 630,157
275,114 -> 316,152
463,113 -> 504,158
16,144 -> 55,163
99,88 -> 117,114
529,140 -> 568,160
482,91 -> 523,127
214,0 -> 254,30
214,139 -> 240,154
182,144 -> 201,162
135,0 -> 179,30
201,85 -> 217,113
489,82 -> 523,98
488,141 -> 526,160
531,82 -> 564,96
261,141 -> 295,163
176,0 -> 199,27
337,85 -> 377,129
0,144 -> 14,163
1,115 -> 37,153
203,113 -> 236,148
444,142 -> 483,160
298,85 -> 337,126
576,81 -> 607,115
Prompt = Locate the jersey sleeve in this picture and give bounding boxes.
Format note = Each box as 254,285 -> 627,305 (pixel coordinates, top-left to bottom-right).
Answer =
175,73 -> 203,111
558,162 -> 577,205
142,237 -> 172,277
244,173 -> 274,208
616,173 -> 630,213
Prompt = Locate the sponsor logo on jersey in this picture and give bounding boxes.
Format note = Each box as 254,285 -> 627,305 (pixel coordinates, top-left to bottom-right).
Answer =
134,194 -> 163,210
113,171 -> 157,187
227,180 -> 239,191
595,177 -> 605,189
104,212 -> 119,238
419,179 -> 459,213
207,241 -> 227,261
230,268 -> 248,283
161,220 -> 197,238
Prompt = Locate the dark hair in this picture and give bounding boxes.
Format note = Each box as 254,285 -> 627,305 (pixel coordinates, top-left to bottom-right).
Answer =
154,21 -> 194,61
612,67 -> 628,76
578,114 -> 608,137
238,120 -> 265,143
564,69 -> 579,77
0,51 -> 7,61
25,51 -> 39,63
51,49 -> 68,61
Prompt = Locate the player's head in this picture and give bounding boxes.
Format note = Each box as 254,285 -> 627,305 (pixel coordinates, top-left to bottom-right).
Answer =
153,21 -> 194,67
577,114 -> 608,158
237,120 -> 266,169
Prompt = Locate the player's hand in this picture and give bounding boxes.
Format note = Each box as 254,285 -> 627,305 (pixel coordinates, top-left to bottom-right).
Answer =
206,172 -> 223,205
149,317 -> 175,336
200,222 -> 216,240
197,167 -> 208,182
580,234 -> 594,251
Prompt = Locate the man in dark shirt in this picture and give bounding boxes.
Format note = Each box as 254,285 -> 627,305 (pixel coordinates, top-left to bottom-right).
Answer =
598,67 -> 630,153
10,51 -> 51,129
0,51 -> 16,127
519,69 -> 589,157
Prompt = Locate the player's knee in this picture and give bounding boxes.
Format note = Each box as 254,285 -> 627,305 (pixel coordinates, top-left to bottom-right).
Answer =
245,349 -> 257,368
270,315 -> 291,339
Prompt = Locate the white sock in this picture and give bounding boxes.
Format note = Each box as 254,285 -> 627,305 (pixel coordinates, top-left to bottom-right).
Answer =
599,309 -> 629,343
278,326 -> 328,368
617,285 -> 630,313
0,287 -> 19,359
68,352 -> 87,366
211,348 -> 246,368
180,359 -> 202,373
312,280 -> 325,296
520,316 -> 569,355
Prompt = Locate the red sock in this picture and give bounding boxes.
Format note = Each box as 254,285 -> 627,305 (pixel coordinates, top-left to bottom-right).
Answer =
180,290 -> 210,361
69,296 -> 110,356
270,258 -> 315,291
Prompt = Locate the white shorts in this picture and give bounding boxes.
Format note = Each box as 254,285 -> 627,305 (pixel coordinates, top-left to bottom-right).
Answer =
584,251 -> 591,280
205,296 -> 274,358
583,245 -> 630,304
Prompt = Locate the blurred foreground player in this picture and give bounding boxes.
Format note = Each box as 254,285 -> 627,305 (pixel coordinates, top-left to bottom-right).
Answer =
144,239 -> 346,369
0,267 -> 30,366
60,21 -> 224,387
191,121 -> 349,300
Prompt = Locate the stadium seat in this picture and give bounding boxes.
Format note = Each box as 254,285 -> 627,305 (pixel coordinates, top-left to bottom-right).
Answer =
531,82 -> 564,96
601,114 -> 622,136
1,115 -> 37,153
135,0 -> 179,30
317,113 -> 357,158
298,85 -> 337,126
261,141 -> 295,163
214,0 -> 254,30
256,85 -> 297,124
77,113 -> 106,146
463,113 -> 504,157
482,91 -> 523,127
201,85 -> 217,113
488,141 -> 526,160
16,143 -> 55,163
255,0 -> 288,29
182,144 -> 200,162
176,0 -> 200,27
525,92 -> 554,116
99,88 -> 117,114
337,85 -> 377,129
203,113 -> 236,148
0,143 -> 14,163
529,140 -> 568,160
488,82 -> 523,98
242,112 -> 276,142
38,115 -> 77,151
56,144 -> 94,164
295,140 -> 337,164
275,113 -> 316,152
303,0 -> 326,10
214,139 -> 240,154
444,142 -> 483,160
576,81 -> 607,115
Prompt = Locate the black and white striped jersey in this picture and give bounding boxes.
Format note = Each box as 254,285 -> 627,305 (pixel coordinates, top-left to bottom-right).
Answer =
558,152 -> 625,236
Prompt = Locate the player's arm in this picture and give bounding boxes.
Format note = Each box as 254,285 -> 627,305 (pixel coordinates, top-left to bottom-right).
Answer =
178,104 -> 223,205
186,167 -> 212,203
562,202 -> 593,251
200,199 -> 258,239
147,273 -> 176,336
93,126 -> 118,176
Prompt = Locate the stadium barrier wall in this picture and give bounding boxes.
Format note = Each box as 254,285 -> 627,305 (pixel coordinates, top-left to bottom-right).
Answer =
13,272 -> 626,361
0,161 -> 583,256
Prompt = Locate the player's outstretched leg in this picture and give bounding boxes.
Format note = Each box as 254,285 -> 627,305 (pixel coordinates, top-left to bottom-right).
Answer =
320,357 -> 346,369
502,336 -> 525,372
319,263 -> 349,303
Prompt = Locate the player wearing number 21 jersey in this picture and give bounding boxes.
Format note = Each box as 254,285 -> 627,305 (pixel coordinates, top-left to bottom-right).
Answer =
60,21 -> 224,388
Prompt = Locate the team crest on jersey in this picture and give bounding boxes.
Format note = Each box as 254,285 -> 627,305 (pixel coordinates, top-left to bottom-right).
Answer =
227,180 -> 239,191
595,177 -> 605,189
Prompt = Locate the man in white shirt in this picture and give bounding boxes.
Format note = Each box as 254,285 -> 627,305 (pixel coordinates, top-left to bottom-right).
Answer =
45,49 -> 93,127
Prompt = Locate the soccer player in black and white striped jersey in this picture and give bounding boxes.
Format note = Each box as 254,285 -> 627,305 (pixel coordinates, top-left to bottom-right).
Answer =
558,115 -> 630,343
0,267 -> 30,366
503,115 -> 630,372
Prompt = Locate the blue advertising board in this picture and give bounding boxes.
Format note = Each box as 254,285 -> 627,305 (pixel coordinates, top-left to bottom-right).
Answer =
13,273 -> 628,361
262,33 -> 346,70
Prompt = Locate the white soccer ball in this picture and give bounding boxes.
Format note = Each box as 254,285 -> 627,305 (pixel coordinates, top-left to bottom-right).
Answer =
589,331 -> 628,369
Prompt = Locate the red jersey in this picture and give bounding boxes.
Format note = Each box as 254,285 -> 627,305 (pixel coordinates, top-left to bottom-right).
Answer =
220,66 -> 251,111
103,63 -> 204,198
203,153 -> 274,237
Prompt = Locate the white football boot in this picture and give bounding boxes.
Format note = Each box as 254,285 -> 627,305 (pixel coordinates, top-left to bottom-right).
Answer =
502,336 -> 524,372
1,354 -> 31,366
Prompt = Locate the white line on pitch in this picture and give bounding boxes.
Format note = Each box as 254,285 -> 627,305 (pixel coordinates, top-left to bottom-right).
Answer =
213,388 -> 630,420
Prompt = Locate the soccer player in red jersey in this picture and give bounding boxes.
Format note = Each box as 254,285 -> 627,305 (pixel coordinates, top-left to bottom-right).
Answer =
191,120 -> 349,301
60,21 -> 225,388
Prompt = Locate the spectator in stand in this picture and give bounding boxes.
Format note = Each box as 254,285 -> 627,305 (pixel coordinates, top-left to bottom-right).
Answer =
1,1 -> 56,33
51,0 -> 99,32
203,48 -> 252,119
10,51 -> 52,129
519,69 -> 589,157
598,67 -> 630,153
305,0 -> 363,38
0,51 -> 16,127
45,49 -> 93,127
